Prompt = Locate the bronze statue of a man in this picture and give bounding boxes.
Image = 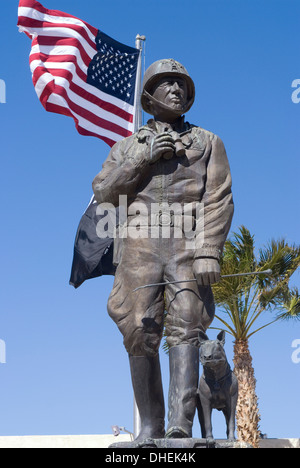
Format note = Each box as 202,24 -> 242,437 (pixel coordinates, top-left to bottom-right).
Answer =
92,59 -> 234,441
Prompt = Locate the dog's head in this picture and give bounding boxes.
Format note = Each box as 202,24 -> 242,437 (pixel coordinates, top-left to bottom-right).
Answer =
198,330 -> 227,369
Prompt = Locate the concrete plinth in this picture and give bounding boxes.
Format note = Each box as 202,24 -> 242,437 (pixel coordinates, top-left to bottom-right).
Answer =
0,435 -> 298,448
0,434 -> 131,449
109,437 -> 251,449
259,438 -> 300,449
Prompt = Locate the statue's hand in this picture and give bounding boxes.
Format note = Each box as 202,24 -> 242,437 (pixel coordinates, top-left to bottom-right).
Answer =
193,258 -> 220,286
148,133 -> 175,164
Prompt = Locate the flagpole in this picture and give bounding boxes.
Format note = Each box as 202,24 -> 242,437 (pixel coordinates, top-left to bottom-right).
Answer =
133,34 -> 146,132
133,33 -> 146,440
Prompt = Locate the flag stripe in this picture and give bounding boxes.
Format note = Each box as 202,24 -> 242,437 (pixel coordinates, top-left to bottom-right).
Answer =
32,67 -> 132,137
28,39 -> 135,114
45,92 -> 128,146
46,97 -> 120,146
19,23 -> 97,61
28,39 -> 136,115
29,54 -> 134,123
18,1 -> 98,36
18,0 -> 138,147
30,32 -> 95,62
18,19 -> 97,54
32,70 -> 132,142
30,54 -> 88,82
30,36 -> 94,68
30,44 -> 90,74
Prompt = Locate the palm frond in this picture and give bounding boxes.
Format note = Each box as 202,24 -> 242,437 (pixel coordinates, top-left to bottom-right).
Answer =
212,226 -> 300,340
275,287 -> 300,321
257,240 -> 300,286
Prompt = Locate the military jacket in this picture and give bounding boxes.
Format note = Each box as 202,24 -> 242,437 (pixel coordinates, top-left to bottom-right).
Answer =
93,119 -> 234,261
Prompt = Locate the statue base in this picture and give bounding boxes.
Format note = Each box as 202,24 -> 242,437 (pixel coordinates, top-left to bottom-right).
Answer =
109,438 -> 252,449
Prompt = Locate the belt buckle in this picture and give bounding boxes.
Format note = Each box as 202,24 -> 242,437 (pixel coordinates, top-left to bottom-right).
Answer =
159,210 -> 174,227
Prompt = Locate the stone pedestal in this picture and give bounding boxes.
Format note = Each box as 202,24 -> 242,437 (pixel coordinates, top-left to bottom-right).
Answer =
109,437 -> 252,449
0,435 -> 297,448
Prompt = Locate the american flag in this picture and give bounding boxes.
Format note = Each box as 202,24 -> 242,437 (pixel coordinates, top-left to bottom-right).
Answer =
17,0 -> 140,147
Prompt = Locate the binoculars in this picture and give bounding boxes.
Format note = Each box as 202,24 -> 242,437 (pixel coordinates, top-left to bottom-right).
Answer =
162,130 -> 186,159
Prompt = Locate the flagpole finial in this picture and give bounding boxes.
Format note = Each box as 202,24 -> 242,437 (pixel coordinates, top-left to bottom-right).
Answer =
135,34 -> 146,50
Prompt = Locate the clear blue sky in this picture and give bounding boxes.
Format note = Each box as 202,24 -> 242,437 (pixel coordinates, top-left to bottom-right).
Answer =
0,0 -> 299,439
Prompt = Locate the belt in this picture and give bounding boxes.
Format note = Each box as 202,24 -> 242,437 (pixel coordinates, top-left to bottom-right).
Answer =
127,211 -> 196,229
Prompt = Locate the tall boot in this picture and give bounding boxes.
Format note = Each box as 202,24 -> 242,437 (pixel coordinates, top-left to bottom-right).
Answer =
166,344 -> 199,438
129,354 -> 165,441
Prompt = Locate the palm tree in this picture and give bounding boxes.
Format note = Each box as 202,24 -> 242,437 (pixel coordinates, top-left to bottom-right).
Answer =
212,225 -> 300,448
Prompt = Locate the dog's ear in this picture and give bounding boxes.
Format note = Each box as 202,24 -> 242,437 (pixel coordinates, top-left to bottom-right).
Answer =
198,331 -> 209,346
217,330 -> 226,346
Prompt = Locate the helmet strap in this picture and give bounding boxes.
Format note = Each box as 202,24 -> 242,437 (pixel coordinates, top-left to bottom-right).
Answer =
142,90 -> 192,118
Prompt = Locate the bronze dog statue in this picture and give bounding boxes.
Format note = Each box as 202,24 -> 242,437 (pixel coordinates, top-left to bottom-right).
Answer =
197,330 -> 238,443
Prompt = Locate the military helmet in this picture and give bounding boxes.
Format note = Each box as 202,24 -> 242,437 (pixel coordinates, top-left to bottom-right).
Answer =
141,59 -> 195,115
